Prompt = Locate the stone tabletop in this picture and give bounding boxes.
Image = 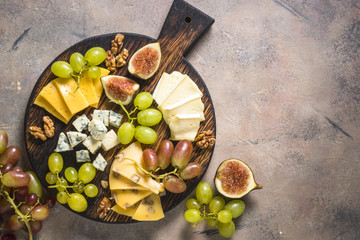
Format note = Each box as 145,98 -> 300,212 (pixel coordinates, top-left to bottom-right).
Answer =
0,0 -> 359,239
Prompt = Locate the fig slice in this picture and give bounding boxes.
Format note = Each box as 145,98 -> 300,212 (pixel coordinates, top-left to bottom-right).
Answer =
101,75 -> 139,105
215,159 -> 262,199
128,42 -> 161,80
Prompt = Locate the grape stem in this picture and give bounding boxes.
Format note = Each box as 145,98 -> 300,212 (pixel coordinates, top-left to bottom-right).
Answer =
111,100 -> 137,123
71,60 -> 87,93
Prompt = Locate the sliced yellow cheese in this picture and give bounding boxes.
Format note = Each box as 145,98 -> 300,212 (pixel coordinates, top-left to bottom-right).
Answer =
132,194 -> 164,221
152,72 -> 183,106
162,95 -> 204,124
109,169 -> 147,191
169,114 -> 202,141
111,202 -> 140,217
113,189 -> 152,209
159,75 -> 203,111
92,68 -> 110,107
36,81 -> 73,123
34,95 -> 68,123
79,71 -> 98,107
53,77 -> 89,115
112,142 -> 164,194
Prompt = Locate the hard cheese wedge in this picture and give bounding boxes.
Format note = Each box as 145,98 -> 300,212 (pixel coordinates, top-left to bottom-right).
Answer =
53,77 -> 89,115
153,72 -> 183,106
79,71 -> 98,107
109,168 -> 147,191
113,189 -> 152,209
162,95 -> 204,124
112,142 -> 164,194
169,114 -> 202,141
92,68 -> 110,107
35,82 -> 73,123
111,202 -> 140,217
34,95 -> 68,123
132,194 -> 164,221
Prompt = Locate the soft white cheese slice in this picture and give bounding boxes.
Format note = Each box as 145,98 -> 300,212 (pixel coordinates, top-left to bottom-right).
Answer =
162,95 -> 204,124
152,72 -> 183,106
169,114 -> 202,141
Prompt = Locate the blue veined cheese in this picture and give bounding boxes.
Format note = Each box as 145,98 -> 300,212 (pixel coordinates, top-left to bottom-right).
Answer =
66,131 -> 87,148
54,132 -> 72,152
93,153 -> 107,171
76,150 -> 91,163
88,119 -> 107,140
101,130 -> 120,151
82,135 -> 102,155
72,114 -> 90,132
109,110 -> 123,128
92,110 -> 110,126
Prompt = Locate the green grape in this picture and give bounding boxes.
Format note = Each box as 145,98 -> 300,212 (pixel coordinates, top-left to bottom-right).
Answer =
64,167 -> 78,183
48,153 -> 63,173
84,47 -> 106,66
206,217 -> 218,227
134,126 -> 157,144
117,122 -> 135,144
137,108 -> 162,126
186,198 -> 201,210
56,191 -> 69,204
218,220 -> 235,238
134,92 -> 153,110
196,182 -> 213,205
209,196 -> 225,213
56,177 -> 68,192
51,61 -> 73,78
69,52 -> 86,73
225,200 -> 245,218
184,209 -> 201,223
84,184 -> 98,198
87,66 -> 101,78
73,180 -> 85,193
78,163 -> 96,184
217,209 -> 232,224
68,193 -> 87,212
45,172 -> 57,185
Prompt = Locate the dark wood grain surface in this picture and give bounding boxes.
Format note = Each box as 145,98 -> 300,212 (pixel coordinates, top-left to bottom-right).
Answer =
24,0 -> 215,223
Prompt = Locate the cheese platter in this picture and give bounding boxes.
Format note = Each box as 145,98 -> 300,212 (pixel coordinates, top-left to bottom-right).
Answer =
24,0 -> 216,223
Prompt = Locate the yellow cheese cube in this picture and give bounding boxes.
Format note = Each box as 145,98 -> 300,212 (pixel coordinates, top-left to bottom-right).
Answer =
113,189 -> 152,209
36,81 -> 73,123
34,95 -> 68,123
53,77 -> 89,115
109,169 -> 147,190
92,68 -> 110,107
111,202 -> 139,217
132,194 -> 164,221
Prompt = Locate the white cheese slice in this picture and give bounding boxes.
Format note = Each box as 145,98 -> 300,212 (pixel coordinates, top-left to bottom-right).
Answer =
76,150 -> 91,163
109,110 -> 123,128
92,110 -> 110,126
54,132 -> 72,152
72,114 -> 90,132
66,131 -> 87,148
159,75 -> 203,111
152,72 -> 183,106
93,153 -> 107,171
169,114 -> 202,141
82,135 -> 102,155
101,130 -> 120,151
162,95 -> 204,124
88,119 -> 107,140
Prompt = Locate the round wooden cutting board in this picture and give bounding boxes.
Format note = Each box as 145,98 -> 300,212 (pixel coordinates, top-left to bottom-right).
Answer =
24,0 -> 215,223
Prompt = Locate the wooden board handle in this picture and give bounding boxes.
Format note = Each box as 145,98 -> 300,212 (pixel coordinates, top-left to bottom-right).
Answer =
157,0 -> 214,58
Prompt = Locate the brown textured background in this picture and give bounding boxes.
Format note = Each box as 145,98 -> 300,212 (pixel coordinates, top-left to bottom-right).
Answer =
0,0 -> 359,239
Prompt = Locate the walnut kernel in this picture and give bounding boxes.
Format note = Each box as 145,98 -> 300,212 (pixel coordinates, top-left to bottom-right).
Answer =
29,126 -> 47,141
43,116 -> 54,138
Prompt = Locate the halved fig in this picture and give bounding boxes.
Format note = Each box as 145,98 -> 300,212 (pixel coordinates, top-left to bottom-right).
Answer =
128,42 -> 161,80
101,75 -> 139,105
215,159 -> 262,198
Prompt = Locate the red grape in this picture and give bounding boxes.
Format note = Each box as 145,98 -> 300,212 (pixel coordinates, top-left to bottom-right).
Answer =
30,204 -> 50,221
25,193 -> 38,206
19,204 -> 31,215
0,146 -> 20,165
15,186 -> 28,202
171,140 -> 193,169
0,130 -> 8,154
179,163 -> 201,180
1,171 -> 30,188
157,140 -> 174,169
163,175 -> 187,193
1,233 -> 16,240
0,198 -> 12,214
142,149 -> 158,171
30,220 -> 42,234
1,163 -> 14,174
6,214 -> 24,232
12,166 -> 22,173
44,196 -> 56,208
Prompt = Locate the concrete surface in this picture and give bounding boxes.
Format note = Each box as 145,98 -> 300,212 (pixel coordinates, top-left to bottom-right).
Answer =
1,0 -> 360,239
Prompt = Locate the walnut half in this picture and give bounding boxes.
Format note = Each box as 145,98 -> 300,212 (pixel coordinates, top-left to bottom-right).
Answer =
29,126 -> 47,141
97,197 -> 111,219
195,130 -> 216,149
43,116 -> 54,138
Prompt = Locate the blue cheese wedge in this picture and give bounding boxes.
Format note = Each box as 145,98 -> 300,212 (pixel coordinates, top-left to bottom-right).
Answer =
92,110 -> 110,126
93,153 -> 107,171
109,110 -> 123,128
72,114 -> 90,132
66,131 -> 87,148
82,136 -> 102,155
88,119 -> 107,140
76,150 -> 91,163
54,132 -> 72,152
101,129 -> 120,151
